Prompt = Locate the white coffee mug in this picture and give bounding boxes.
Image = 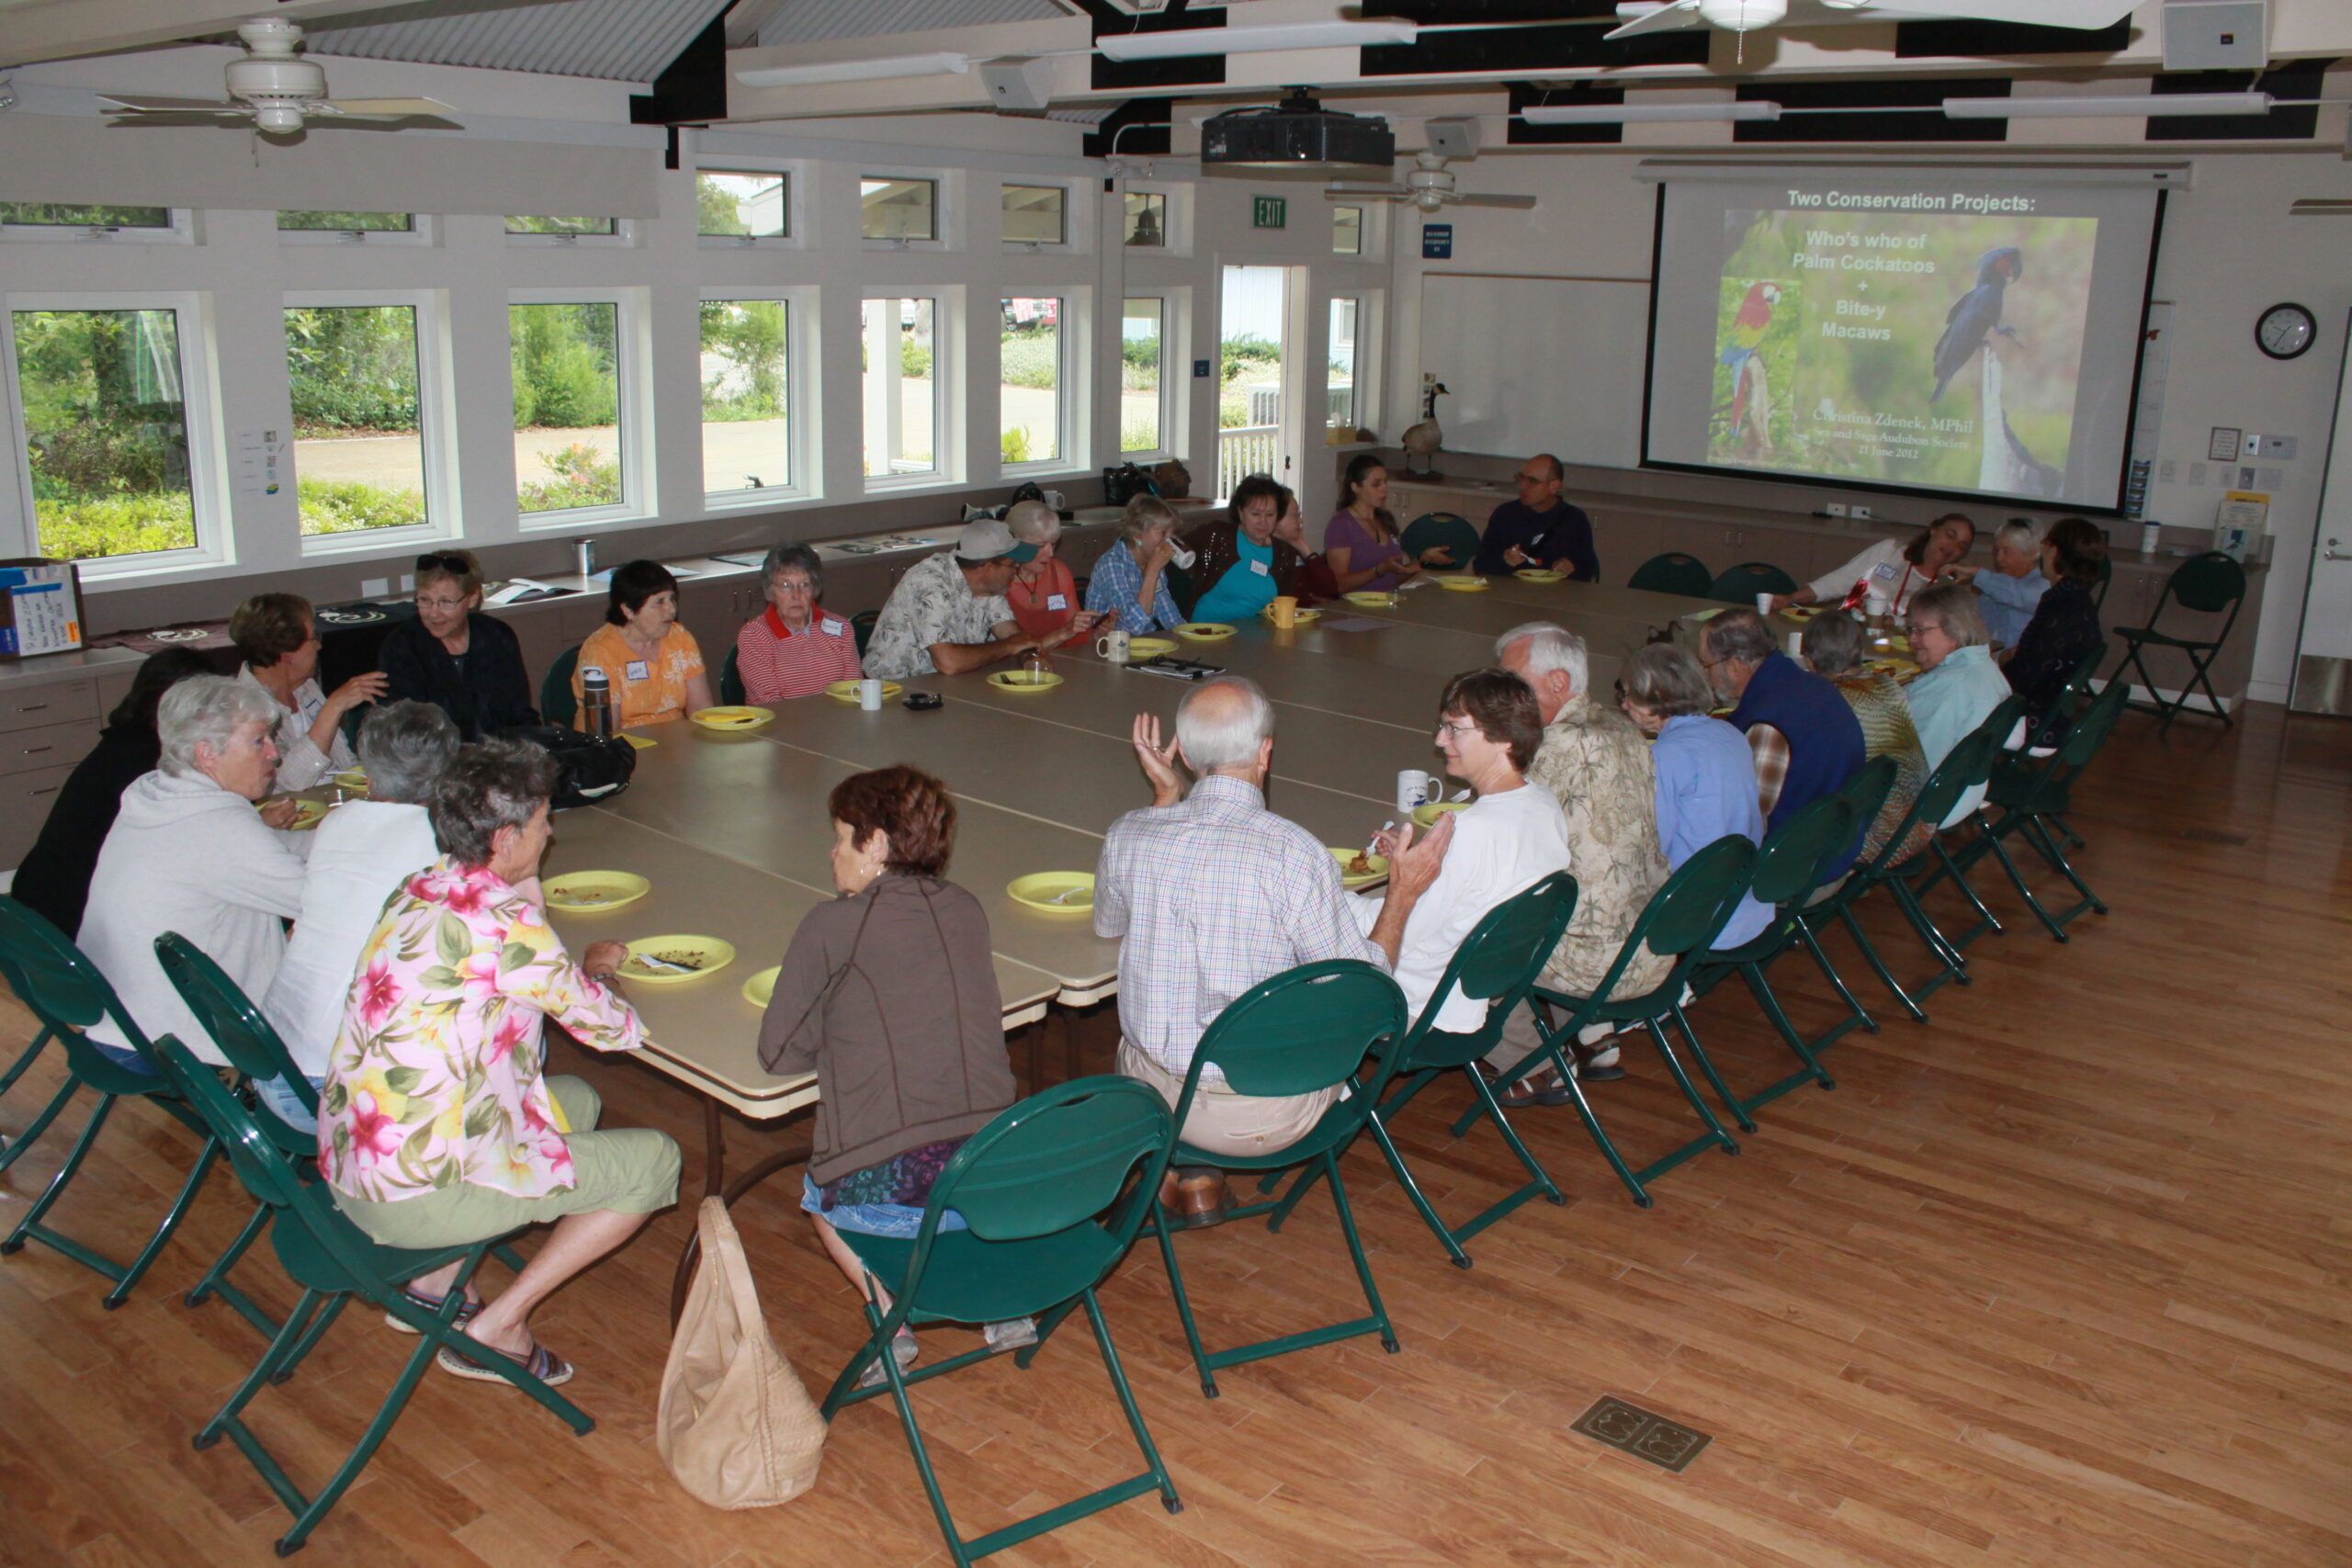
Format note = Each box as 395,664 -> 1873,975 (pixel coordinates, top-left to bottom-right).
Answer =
1786,630 -> 1804,658
1044,490 -> 1066,512
1396,769 -> 1439,813
857,678 -> 884,711
1170,544 -> 1198,570
1095,627 -> 1131,664
1755,592 -> 1775,615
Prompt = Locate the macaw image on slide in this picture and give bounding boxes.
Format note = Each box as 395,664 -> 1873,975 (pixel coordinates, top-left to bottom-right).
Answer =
1721,280 -> 1782,455
1708,273 -> 1804,463
1931,246 -> 2024,402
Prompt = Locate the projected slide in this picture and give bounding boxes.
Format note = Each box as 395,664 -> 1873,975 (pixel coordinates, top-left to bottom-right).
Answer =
1646,176 -> 2164,511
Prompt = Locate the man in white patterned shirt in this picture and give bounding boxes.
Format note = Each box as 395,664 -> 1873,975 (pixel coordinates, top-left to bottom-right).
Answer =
1096,675 -> 1446,1224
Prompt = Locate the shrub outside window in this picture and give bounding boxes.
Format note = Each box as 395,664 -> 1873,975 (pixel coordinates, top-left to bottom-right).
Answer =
862,298 -> 938,480
1120,298 -> 1164,456
1001,297 -> 1062,468
284,304 -> 432,537
509,302 -> 623,514
8,306 -> 203,562
700,299 -> 790,497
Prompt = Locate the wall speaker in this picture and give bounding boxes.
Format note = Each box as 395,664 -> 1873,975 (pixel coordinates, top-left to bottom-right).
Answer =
2164,1 -> 2268,71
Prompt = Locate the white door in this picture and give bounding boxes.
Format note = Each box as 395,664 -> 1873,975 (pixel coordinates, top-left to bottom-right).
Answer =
1216,265 -> 1294,499
2290,317 -> 2352,714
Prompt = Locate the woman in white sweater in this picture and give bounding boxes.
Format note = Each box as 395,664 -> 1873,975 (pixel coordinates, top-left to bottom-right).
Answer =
78,676 -> 309,1072
231,592 -> 388,791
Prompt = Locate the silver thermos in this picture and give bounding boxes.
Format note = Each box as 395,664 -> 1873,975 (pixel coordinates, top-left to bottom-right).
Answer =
581,665 -> 614,739
575,536 -> 597,579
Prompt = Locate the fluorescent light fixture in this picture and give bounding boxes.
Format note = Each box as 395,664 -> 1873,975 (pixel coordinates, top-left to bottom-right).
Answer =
1943,92 -> 2273,120
1096,20 -> 1418,62
1521,101 -> 1781,125
736,51 -> 970,88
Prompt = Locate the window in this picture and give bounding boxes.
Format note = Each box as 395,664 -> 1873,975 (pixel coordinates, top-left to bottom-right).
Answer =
2,203 -> 171,230
700,299 -> 791,498
862,297 -> 937,481
696,172 -> 788,240
1332,205 -> 1363,256
1123,191 -> 1166,248
1000,297 -> 1062,468
1328,297 -> 1359,434
1001,185 -> 1066,245
1120,298 -> 1165,455
284,304 -> 432,538
8,306 -> 203,563
506,215 -> 618,236
279,210 -> 413,232
861,179 -> 936,242
509,302 -> 623,515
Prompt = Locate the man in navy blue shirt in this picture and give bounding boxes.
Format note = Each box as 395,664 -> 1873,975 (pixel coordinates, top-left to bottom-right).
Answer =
1474,454 -> 1600,581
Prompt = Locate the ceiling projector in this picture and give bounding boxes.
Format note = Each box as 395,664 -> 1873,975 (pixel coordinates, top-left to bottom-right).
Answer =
1201,88 -> 1395,169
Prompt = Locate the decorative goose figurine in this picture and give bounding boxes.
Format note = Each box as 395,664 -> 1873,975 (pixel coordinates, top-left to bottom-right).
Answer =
1402,378 -> 1448,476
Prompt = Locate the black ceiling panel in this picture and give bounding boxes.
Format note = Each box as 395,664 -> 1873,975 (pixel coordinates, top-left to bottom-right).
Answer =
1505,80 -> 1623,146
1894,18 -> 2133,59
1735,76 -> 2009,143
1083,96 -> 1173,160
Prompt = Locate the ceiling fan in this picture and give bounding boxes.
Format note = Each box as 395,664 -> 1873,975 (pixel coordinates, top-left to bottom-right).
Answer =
98,17 -> 456,136
1323,118 -> 1535,215
1607,0 -> 2142,41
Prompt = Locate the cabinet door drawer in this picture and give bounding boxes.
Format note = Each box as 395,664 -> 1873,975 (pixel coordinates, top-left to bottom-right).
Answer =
0,678 -> 96,735
0,718 -> 96,778
0,761 -> 75,867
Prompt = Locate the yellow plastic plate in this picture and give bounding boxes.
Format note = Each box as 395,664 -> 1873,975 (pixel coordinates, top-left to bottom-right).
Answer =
691,705 -> 774,731
543,871 -> 650,914
1780,605 -> 1822,622
987,670 -> 1065,694
262,797 -> 329,831
1329,846 -> 1390,890
1262,604 -> 1322,626
1125,636 -> 1176,659
1863,657 -> 1921,683
1176,622 -> 1236,641
1437,575 -> 1490,592
741,964 -> 780,1009
825,680 -> 903,704
1343,592 -> 1396,608
1006,872 -> 1095,913
619,935 -> 736,983
331,768 -> 370,794
1512,569 -> 1566,583
1411,799 -> 1473,829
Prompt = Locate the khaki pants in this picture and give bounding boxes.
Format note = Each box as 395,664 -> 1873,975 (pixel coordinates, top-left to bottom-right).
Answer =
1484,1003 -> 1617,1077
1118,1042 -> 1340,1161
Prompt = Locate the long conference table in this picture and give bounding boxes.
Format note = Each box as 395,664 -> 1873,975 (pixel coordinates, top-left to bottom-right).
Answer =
531,570 -> 1724,1309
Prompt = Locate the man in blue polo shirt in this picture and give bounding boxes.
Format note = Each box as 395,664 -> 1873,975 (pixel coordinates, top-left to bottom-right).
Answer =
1474,453 -> 1600,581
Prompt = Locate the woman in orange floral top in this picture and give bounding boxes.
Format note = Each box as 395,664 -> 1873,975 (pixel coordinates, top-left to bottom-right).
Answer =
321,739 -> 681,1388
571,559 -> 713,728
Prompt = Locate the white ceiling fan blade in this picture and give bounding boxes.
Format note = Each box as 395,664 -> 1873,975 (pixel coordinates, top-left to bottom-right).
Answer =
1606,1 -> 1708,39
1449,193 -> 1538,210
1326,182 -> 1410,197
99,94 -> 246,113
314,97 -> 457,118
1843,0 -> 2139,24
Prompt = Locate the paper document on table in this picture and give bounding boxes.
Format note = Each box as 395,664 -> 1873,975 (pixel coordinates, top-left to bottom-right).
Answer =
485,579 -> 555,605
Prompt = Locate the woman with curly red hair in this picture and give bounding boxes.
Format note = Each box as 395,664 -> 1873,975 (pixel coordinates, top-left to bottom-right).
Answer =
755,764 -> 1023,1382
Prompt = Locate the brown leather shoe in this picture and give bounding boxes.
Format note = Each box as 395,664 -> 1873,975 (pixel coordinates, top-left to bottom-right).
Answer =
1159,1168 -> 1230,1230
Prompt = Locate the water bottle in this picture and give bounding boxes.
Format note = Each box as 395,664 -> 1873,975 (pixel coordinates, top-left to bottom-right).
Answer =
575,536 -> 597,579
581,666 -> 614,739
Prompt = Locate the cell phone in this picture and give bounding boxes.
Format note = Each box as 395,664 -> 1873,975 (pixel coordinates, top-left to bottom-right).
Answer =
902,692 -> 944,711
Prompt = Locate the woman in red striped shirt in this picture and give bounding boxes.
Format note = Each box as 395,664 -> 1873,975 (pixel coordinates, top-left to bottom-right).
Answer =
734,544 -> 863,701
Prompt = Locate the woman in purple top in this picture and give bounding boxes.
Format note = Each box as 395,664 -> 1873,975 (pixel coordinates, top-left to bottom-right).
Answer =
1325,455 -> 1454,593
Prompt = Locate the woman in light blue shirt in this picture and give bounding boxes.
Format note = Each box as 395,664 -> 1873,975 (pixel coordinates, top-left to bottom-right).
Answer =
1904,583 -> 2016,826
1082,494 -> 1186,635
1618,643 -> 1774,948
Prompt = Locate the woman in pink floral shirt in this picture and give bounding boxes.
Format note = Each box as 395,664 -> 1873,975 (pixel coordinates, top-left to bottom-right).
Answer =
321,740 -> 681,1388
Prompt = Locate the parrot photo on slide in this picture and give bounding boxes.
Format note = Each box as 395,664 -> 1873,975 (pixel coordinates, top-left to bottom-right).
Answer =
1720,280 -> 1781,456
1931,246 -> 2025,402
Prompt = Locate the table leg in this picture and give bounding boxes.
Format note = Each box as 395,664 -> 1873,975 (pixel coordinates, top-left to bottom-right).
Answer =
670,1100 -> 813,1325
1061,1005 -> 1082,1082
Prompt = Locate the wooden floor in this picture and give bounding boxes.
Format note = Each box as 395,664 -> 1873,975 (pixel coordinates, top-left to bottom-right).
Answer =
4,702 -> 2348,1567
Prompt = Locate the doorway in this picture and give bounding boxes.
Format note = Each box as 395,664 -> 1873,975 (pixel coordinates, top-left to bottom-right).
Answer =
1217,265 -> 1297,499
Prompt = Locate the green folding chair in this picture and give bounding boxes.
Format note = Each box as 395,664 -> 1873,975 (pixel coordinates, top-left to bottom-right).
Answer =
819,1076 -> 1183,1566
1897,693 -> 2029,957
1399,511 -> 1480,572
850,610 -> 879,658
1681,795 -> 1863,1128
1628,551 -> 1713,597
148,1037 -> 590,1558
0,897 -> 230,1309
2116,550 -> 2246,730
0,945 -> 66,1175
1459,835 -> 1757,1208
718,645 -> 746,705
1150,959 -> 1409,1397
539,644 -> 581,728
1706,561 -> 1800,604
1958,680 -> 2131,942
1261,872 -> 1580,1269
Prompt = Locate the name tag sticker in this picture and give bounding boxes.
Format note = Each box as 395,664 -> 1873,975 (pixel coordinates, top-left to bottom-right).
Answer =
820,618 -> 843,637
625,660 -> 650,682
1046,593 -> 1069,610
1871,562 -> 1899,581
1250,558 -> 1272,576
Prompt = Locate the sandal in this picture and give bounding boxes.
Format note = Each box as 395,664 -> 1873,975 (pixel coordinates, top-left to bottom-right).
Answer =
1493,1067 -> 1575,1110
435,1338 -> 574,1388
857,1327 -> 920,1390
384,1284 -> 482,1336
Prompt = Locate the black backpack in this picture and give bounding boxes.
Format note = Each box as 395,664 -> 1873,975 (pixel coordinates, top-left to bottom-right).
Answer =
501,724 -> 636,809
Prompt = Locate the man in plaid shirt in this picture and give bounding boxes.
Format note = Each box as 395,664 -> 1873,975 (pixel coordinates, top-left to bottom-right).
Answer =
1096,675 -> 1445,1224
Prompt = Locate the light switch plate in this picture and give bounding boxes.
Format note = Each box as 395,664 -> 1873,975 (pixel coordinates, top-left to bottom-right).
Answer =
1825,502 -> 1848,517
400,573 -> 414,591
2243,433 -> 2263,456
1851,504 -> 1872,521
360,577 -> 388,598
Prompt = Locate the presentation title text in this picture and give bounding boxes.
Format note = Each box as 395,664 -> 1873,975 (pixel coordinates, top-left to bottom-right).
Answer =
1784,189 -> 2038,215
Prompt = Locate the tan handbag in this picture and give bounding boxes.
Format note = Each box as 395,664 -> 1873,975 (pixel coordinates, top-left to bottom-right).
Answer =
658,1198 -> 827,1508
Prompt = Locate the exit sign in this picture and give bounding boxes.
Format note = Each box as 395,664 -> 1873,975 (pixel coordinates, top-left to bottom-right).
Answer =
1251,196 -> 1287,230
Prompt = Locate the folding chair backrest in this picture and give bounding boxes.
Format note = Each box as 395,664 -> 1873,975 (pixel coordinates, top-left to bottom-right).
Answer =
1624,835 -> 1756,961
1193,960 -> 1408,1101
1748,795 -> 1854,908
2091,554 -> 2112,613
1976,692 -> 2029,757
929,1077 -> 1173,1248
0,896 -> 162,1091
1873,726 -> 1999,866
1830,754 -> 1899,866
154,931 -> 319,1153
2057,678 -> 2131,769
718,647 -> 746,706
2167,551 -> 2246,617
1629,551 -> 1713,597
1707,561 -> 1799,604
1442,871 -> 1579,1011
1400,513 -> 1480,571
541,644 -> 581,728
850,610 -> 879,657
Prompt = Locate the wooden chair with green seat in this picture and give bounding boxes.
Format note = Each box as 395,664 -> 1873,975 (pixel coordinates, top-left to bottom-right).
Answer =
820,1076 -> 1185,1568
1953,679 -> 2131,942
717,645 -> 746,705
2115,550 -> 2247,730
1399,511 -> 1481,573
1706,561 -> 1800,604
1628,551 -> 1713,597
1149,959 -> 1410,1398
1458,835 -> 1757,1208
1260,871 -> 1578,1270
540,644 -> 581,728
0,897 -> 233,1309
147,1035 -> 591,1559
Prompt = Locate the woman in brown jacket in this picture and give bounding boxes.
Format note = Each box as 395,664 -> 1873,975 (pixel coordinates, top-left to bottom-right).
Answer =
756,764 -> 1023,1382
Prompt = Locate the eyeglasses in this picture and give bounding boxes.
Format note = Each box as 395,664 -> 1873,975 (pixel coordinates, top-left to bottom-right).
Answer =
1433,718 -> 1482,740
414,595 -> 467,612
415,553 -> 470,575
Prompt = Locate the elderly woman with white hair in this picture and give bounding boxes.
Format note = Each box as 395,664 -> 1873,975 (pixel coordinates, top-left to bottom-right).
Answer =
1616,643 -> 1773,950
1946,519 -> 2048,649
1904,582 -> 2015,826
733,542 -> 861,702
258,701 -> 463,1131
1082,493 -> 1187,635
1002,498 -> 1085,641
76,674 -> 310,1074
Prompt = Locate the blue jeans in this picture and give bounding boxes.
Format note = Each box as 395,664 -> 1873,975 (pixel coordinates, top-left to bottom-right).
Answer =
90,1041 -> 158,1076
254,1073 -> 323,1136
799,1172 -> 967,1239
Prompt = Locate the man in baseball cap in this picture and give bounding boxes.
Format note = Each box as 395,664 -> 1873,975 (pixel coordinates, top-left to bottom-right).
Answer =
861,516 -> 1102,679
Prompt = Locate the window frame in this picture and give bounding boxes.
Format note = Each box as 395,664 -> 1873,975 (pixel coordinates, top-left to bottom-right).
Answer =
503,217 -> 639,249
506,288 -> 650,531
278,212 -> 433,248
859,290 -> 958,495
0,207 -> 194,246
283,289 -> 457,557
1122,189 -> 1170,251
859,174 -> 946,250
1331,204 -> 1366,256
696,286 -> 819,510
694,165 -> 798,249
1114,290 -> 1183,465
998,290 -> 1081,479
1000,182 -> 1071,250
0,290 -> 228,579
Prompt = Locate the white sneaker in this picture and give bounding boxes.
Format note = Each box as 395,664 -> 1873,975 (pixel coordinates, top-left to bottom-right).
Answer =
857,1327 -> 919,1389
985,1317 -> 1038,1352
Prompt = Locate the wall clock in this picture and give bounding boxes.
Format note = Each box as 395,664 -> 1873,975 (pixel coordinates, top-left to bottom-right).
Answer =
2256,302 -> 2316,361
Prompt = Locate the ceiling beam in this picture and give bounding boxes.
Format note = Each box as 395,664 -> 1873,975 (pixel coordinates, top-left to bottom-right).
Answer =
0,0 -> 422,67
